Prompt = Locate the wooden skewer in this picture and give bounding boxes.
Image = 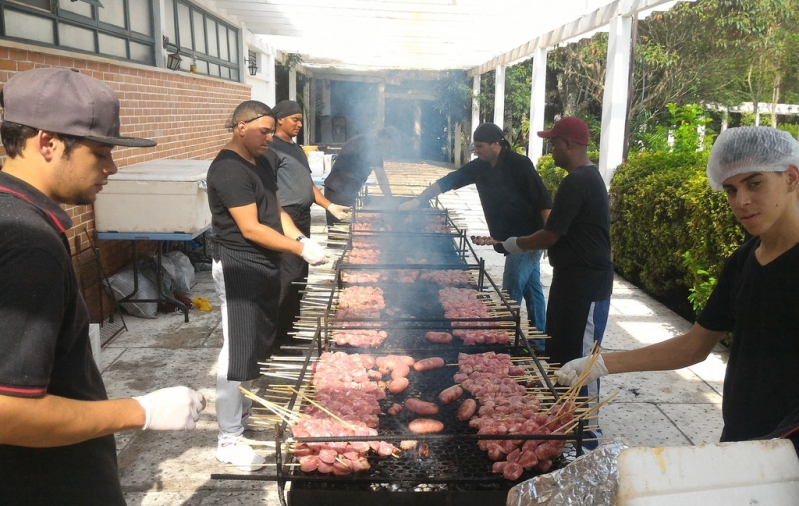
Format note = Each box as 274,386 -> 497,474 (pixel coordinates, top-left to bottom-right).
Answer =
287,387 -> 358,431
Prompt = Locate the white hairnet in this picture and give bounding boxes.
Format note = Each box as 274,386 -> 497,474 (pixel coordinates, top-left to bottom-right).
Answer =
707,126 -> 799,190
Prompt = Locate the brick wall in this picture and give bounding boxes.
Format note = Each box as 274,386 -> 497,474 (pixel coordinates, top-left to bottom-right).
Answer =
1,42 -> 251,320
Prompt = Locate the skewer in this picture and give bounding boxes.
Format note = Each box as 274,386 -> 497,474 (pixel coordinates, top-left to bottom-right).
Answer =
287,387 -> 359,431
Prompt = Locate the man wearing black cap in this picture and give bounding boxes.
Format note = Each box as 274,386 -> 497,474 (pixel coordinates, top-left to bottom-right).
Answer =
269,100 -> 348,354
502,116 -> 613,449
399,123 -> 552,341
0,68 -> 206,504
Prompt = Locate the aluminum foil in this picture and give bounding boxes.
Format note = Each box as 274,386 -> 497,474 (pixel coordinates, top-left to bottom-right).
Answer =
506,439 -> 629,506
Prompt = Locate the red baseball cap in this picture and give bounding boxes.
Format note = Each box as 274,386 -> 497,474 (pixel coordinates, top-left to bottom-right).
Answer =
537,117 -> 589,146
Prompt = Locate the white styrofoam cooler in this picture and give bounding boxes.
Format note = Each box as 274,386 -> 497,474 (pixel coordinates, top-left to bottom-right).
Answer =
94,159 -> 212,234
617,439 -> 799,505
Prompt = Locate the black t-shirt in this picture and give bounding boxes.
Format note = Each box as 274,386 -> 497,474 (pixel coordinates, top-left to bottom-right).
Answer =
545,164 -> 613,301
697,237 -> 799,442
437,148 -> 552,244
0,172 -> 124,505
324,134 -> 382,197
270,137 -> 315,208
207,149 -> 283,263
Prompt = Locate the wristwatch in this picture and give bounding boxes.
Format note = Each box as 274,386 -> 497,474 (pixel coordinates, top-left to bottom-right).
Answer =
296,235 -> 307,242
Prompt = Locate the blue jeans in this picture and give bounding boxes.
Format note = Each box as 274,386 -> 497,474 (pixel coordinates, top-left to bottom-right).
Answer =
502,250 -> 546,350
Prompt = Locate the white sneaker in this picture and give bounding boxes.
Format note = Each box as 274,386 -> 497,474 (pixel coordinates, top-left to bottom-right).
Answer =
217,436 -> 266,472
241,411 -> 268,432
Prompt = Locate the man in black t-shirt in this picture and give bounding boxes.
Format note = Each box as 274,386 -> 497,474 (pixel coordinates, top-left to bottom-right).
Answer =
0,68 -> 205,505
504,117 -> 612,449
323,127 -> 397,225
555,126 -> 799,449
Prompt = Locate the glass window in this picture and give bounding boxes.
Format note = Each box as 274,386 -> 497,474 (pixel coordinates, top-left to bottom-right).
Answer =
10,0 -> 49,9
177,2 -> 191,50
217,24 -> 228,61
59,22 -> 95,52
192,10 -> 205,54
58,0 -> 92,18
193,59 -> 208,74
221,66 -> 230,80
5,8 -> 54,43
208,62 -> 219,77
98,0 -> 125,28
98,32 -> 126,58
129,40 -> 152,63
205,17 -> 217,57
163,0 -> 176,42
227,28 -> 238,63
129,0 -> 151,36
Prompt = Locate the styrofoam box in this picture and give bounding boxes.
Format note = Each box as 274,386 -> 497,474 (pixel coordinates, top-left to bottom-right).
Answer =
94,159 -> 212,234
617,439 -> 799,505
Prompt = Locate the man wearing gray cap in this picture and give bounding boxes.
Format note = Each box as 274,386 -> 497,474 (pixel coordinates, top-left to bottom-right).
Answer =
555,126 -> 799,447
269,100 -> 348,354
0,68 -> 206,504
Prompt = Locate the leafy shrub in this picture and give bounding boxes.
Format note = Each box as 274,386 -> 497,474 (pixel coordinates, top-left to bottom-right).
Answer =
535,149 -> 599,199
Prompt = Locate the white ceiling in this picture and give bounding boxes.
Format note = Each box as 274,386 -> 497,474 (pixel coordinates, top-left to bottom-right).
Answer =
210,0 -> 685,73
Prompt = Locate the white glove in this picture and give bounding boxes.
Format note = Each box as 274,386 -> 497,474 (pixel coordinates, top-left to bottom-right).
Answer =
327,203 -> 352,220
554,355 -> 609,387
502,237 -> 524,254
398,198 -> 420,211
134,386 -> 206,430
300,238 -> 329,265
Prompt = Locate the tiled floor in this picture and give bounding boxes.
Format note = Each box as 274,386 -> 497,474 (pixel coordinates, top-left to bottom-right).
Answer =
103,160 -> 728,505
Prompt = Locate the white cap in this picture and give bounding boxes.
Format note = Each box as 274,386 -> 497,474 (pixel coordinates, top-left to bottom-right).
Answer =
707,126 -> 799,190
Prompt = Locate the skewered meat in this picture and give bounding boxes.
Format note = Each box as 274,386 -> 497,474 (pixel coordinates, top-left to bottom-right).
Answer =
425,331 -> 453,344
404,398 -> 439,416
418,269 -> 475,286
412,357 -> 445,372
399,440 -> 418,451
470,235 -> 499,246
408,418 -> 444,434
438,385 -> 464,404
457,398 -> 477,421
333,329 -> 388,348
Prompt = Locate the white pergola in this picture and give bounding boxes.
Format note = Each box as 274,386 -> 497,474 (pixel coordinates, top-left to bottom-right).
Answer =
204,0 -> 690,183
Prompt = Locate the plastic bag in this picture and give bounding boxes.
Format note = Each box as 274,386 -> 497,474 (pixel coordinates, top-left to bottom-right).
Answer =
106,264 -> 158,318
166,250 -> 196,295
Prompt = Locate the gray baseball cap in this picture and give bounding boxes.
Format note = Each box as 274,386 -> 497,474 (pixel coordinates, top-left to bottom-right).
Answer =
1,68 -> 156,148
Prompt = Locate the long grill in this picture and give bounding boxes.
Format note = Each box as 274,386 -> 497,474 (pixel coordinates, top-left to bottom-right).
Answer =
213,197 -> 584,506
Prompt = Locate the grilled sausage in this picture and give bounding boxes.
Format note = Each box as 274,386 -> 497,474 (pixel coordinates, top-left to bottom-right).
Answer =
404,398 -> 439,415
425,331 -> 453,344
408,418 -> 444,434
456,398 -> 477,421
413,357 -> 445,372
438,385 -> 463,404
387,377 -> 409,395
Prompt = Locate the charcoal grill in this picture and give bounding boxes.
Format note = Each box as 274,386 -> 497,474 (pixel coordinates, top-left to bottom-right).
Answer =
212,197 -> 585,506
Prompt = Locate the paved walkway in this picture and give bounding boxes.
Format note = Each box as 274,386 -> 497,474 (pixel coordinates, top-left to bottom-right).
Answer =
102,160 -> 729,505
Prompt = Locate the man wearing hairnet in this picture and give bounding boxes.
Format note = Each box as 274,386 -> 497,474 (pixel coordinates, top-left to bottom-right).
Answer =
555,126 -> 799,446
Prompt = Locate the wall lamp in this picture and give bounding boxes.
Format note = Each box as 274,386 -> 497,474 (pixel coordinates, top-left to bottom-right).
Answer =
246,58 -> 258,76
163,36 -> 183,71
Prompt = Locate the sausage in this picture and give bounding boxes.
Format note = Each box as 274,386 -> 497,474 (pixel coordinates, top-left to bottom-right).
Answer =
408,418 -> 444,434
437,385 -> 463,404
404,398 -> 439,415
387,403 -> 403,416
413,357 -> 445,372
425,331 -> 453,344
387,377 -> 409,395
456,398 -> 477,421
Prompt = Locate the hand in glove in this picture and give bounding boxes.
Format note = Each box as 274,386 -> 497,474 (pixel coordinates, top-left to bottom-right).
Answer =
502,237 -> 524,255
134,386 -> 206,430
554,355 -> 609,387
300,238 -> 329,265
398,198 -> 420,211
327,203 -> 352,220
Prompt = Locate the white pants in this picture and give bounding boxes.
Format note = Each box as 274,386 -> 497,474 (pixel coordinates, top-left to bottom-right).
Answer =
213,260 -> 254,439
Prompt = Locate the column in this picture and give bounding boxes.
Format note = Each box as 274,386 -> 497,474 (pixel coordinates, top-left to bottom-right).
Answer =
528,47 -> 548,161
472,74 -> 480,137
599,15 -> 633,186
289,68 -> 297,101
493,64 -> 505,129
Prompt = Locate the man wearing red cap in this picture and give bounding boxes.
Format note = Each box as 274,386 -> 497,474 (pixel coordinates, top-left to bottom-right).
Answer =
0,68 -> 205,504
503,116 -> 613,450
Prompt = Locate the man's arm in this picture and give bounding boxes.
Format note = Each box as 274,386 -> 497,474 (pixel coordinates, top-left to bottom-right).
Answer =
398,182 -> 443,210
515,228 -> 560,250
541,208 -> 551,226
0,395 -> 145,447
229,203 -> 303,255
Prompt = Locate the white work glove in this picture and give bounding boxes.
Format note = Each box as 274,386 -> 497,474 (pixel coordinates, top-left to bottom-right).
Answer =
502,237 -> 524,255
300,237 -> 329,265
134,386 -> 206,430
327,203 -> 352,220
554,355 -> 609,387
398,198 -> 420,211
